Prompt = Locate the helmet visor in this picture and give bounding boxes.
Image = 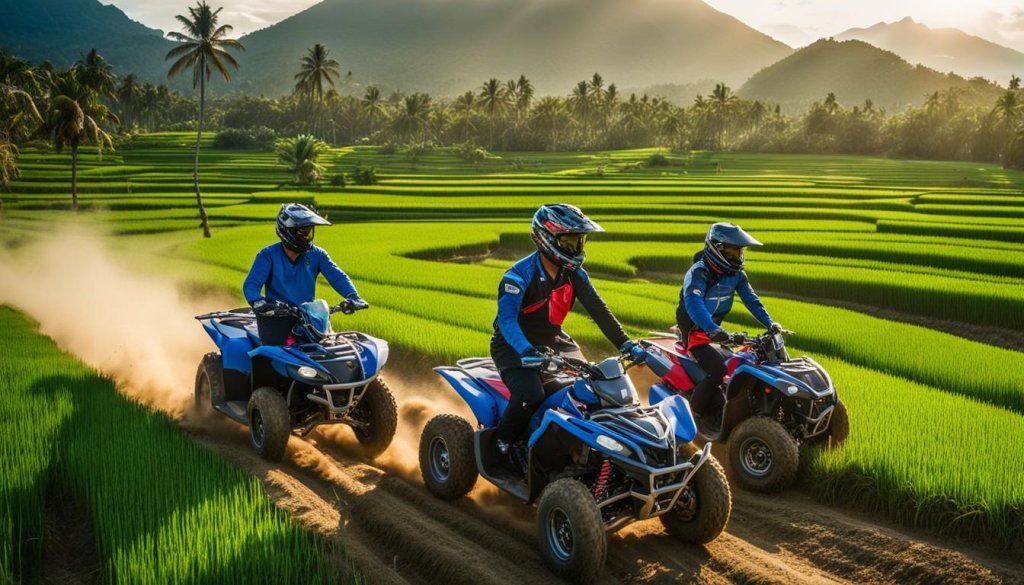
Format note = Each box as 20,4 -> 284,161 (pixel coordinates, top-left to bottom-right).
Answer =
293,226 -> 314,243
556,233 -> 587,255
719,243 -> 744,265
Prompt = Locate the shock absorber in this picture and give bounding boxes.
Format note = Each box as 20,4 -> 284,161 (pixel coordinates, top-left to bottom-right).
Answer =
593,459 -> 613,502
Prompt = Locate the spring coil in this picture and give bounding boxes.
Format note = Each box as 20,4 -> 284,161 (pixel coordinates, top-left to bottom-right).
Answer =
593,460 -> 613,502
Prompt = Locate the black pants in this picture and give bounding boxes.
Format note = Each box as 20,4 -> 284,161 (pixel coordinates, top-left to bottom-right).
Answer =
494,347 -> 586,443
689,343 -> 734,416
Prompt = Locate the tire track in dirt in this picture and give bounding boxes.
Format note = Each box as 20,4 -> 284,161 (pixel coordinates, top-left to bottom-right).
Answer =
180,399 -> 1023,585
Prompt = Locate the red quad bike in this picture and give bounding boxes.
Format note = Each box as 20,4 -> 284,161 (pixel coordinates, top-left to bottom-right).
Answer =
640,328 -> 849,493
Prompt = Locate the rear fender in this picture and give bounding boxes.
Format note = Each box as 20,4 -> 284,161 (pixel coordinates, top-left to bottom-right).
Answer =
435,367 -> 501,428
648,382 -> 675,406
352,334 -> 389,378
202,321 -> 255,374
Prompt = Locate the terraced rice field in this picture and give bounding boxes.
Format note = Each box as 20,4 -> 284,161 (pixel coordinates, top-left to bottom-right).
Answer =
2,133 -> 1022,580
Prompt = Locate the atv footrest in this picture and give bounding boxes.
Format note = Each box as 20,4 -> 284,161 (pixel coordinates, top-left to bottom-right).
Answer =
474,429 -> 529,501
214,400 -> 248,425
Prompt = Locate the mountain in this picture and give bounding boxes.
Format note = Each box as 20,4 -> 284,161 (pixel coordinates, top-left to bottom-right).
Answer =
0,0 -> 175,82
738,39 -> 1005,113
230,0 -> 793,96
836,17 -> 1024,86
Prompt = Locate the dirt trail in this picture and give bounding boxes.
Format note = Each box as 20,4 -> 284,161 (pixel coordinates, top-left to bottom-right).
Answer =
180,387 -> 1024,585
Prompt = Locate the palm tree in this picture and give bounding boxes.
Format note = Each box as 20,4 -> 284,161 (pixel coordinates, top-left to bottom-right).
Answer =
531,96 -> 569,149
42,69 -> 117,210
1010,75 -> 1021,91
568,80 -> 594,145
116,73 -> 141,128
391,93 -> 431,142
993,90 -> 1021,129
276,134 -> 327,185
76,48 -> 116,100
165,1 -> 244,237
709,82 -> 739,149
293,43 -> 344,137
478,78 -> 510,148
361,86 -> 387,138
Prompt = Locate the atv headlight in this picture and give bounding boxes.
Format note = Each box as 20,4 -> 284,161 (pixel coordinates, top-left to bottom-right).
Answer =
785,385 -> 799,396
296,366 -> 320,379
596,435 -> 628,455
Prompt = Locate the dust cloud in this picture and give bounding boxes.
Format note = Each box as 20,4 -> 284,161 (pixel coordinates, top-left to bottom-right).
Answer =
0,228 -> 230,417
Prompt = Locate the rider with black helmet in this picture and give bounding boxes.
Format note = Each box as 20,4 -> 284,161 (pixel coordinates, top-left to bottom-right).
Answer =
491,204 -> 646,466
677,222 -> 782,429
243,203 -> 369,343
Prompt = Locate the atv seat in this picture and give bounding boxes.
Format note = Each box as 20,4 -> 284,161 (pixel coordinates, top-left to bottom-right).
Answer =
456,357 -> 575,397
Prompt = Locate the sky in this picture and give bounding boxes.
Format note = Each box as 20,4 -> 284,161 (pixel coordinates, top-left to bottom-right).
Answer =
105,0 -> 1024,52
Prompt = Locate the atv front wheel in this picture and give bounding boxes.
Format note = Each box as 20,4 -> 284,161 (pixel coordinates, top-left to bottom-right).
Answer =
824,399 -> 849,447
193,352 -> 224,413
419,414 -> 478,500
248,386 -> 290,462
660,446 -> 732,544
728,416 -> 799,493
536,478 -> 607,583
348,378 -> 398,459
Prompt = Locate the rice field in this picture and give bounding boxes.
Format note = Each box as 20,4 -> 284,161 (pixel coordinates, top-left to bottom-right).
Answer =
2,132 -> 1023,560
0,307 -> 337,584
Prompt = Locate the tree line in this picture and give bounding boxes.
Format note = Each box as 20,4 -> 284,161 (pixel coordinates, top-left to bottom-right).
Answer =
2,0 -> 1024,235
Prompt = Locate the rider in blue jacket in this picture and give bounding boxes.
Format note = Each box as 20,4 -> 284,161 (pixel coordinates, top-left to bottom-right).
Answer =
676,223 -> 782,428
491,204 -> 645,465
243,203 -> 368,342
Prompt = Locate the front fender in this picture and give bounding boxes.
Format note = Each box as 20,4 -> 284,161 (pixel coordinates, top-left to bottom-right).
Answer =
658,394 -> 698,443
355,335 -> 389,378
528,409 -> 643,459
249,346 -> 330,379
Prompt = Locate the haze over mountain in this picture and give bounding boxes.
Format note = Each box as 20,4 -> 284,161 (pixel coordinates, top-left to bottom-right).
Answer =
836,17 -> 1024,86
216,0 -> 795,96
0,0 -> 175,80
739,39 -> 1005,113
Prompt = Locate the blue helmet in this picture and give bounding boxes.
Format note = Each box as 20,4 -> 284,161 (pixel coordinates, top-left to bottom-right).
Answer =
703,222 -> 762,273
276,203 -> 331,252
531,204 -> 604,271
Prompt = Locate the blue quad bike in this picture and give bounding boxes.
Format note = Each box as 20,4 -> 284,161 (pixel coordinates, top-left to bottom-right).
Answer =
419,348 -> 731,583
640,328 -> 849,493
194,299 -> 398,462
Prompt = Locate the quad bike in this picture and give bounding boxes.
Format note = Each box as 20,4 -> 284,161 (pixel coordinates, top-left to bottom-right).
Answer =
640,328 -> 849,493
420,348 -> 731,583
194,299 -> 397,462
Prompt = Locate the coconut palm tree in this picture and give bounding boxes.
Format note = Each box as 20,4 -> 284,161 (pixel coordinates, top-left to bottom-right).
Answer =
361,86 -> 387,138
391,93 -> 431,143
709,82 -> 739,149
42,68 -> 117,210
165,1 -> 244,237
478,78 -> 509,148
116,73 -> 141,129
294,43 -> 344,137
76,48 -> 117,100
276,134 -> 327,185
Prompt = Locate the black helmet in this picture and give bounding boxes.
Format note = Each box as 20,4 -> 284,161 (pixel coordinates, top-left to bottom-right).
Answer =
276,203 -> 331,252
531,204 -> 604,271
703,222 -> 762,273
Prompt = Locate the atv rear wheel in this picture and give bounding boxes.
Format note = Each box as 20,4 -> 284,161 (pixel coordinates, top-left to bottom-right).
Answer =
536,478 -> 607,584
193,352 -> 224,413
728,416 -> 799,493
419,414 -> 478,500
348,378 -> 398,459
660,445 -> 732,544
248,386 -> 290,462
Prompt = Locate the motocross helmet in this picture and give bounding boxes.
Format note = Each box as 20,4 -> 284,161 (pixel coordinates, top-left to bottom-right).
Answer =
531,203 -> 604,271
276,203 -> 331,253
703,222 -> 762,274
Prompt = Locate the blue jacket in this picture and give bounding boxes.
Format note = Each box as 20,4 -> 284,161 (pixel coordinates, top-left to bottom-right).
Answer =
677,259 -> 772,333
491,253 -> 629,368
243,243 -> 359,307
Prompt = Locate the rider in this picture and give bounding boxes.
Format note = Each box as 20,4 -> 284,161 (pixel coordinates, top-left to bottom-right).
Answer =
243,203 -> 369,343
492,204 -> 646,465
676,222 -> 782,429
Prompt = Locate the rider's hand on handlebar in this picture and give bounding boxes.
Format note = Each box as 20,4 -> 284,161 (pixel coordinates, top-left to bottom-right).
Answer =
619,340 -> 647,364
709,328 -> 731,343
338,297 -> 370,315
253,299 -> 291,317
521,349 -> 563,372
